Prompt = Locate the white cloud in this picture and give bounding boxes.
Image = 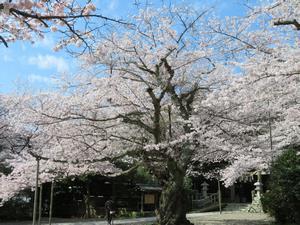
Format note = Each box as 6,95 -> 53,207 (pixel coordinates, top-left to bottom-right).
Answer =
28,54 -> 69,73
108,0 -> 118,10
1,49 -> 13,62
1,53 -> 13,62
33,35 -> 55,49
27,74 -> 58,84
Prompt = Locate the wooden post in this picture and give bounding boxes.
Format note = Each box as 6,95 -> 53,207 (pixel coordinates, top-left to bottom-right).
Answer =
32,158 -> 40,225
48,181 -> 54,225
218,180 -> 222,214
85,181 -> 91,218
38,183 -> 43,225
140,193 -> 144,213
230,184 -> 235,202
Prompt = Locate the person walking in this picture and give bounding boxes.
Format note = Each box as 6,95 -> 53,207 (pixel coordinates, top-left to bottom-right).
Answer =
105,200 -> 115,225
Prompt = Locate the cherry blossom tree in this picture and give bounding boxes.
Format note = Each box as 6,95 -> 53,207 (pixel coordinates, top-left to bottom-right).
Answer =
0,0 -> 127,49
0,101 -> 11,175
6,1 -> 293,223
256,0 -> 300,30
199,0 -> 300,186
0,5 -> 233,224
1,1 -> 299,225
23,6 -> 238,225
0,92 -> 119,206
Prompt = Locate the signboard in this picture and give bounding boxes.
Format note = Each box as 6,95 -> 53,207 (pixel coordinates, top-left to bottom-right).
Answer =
144,194 -> 155,204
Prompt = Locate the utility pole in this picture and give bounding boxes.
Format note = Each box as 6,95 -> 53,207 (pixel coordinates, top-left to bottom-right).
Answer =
32,158 -> 40,225
218,180 -> 222,214
38,183 -> 43,225
48,181 -> 54,225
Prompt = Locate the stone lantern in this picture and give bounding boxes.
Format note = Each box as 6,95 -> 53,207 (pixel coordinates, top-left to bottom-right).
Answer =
247,170 -> 264,213
201,181 -> 209,198
254,181 -> 263,198
254,171 -> 263,198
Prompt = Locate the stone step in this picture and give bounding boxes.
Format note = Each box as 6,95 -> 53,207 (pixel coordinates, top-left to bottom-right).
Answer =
223,203 -> 250,212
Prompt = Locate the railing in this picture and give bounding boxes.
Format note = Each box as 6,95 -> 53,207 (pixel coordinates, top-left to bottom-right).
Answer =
192,193 -> 218,209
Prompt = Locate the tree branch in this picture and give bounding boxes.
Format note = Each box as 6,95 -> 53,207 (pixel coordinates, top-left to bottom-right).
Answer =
274,19 -> 300,30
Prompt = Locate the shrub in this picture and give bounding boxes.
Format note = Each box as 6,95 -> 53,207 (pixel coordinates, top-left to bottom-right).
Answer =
0,192 -> 32,221
261,148 -> 300,224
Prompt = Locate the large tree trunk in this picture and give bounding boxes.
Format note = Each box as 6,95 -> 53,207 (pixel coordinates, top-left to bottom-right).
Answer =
157,166 -> 193,225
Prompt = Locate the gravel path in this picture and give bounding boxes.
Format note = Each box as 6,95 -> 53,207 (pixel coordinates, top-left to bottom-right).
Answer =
0,212 -> 274,225
189,212 -> 274,225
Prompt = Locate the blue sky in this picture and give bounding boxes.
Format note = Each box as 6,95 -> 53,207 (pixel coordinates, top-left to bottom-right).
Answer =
0,0 -> 252,93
